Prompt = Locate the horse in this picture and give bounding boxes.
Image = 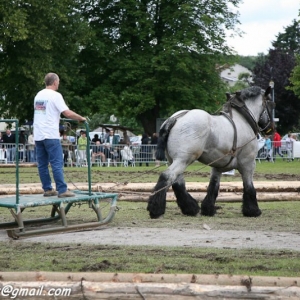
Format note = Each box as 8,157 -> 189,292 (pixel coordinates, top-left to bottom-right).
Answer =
147,86 -> 275,219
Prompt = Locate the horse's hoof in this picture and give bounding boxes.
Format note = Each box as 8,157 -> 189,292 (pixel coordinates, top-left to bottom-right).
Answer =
243,208 -> 262,217
149,213 -> 164,219
200,204 -> 216,216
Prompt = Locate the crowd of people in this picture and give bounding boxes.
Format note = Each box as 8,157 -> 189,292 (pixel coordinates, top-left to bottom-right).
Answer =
0,129 -> 36,163
263,130 -> 297,162
0,127 -> 160,167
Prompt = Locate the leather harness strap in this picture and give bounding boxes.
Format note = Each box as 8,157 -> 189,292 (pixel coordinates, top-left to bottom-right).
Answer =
229,94 -> 260,135
220,111 -> 238,168
219,93 -> 261,168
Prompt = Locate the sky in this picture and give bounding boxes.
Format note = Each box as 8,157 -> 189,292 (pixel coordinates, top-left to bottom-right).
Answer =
226,0 -> 300,56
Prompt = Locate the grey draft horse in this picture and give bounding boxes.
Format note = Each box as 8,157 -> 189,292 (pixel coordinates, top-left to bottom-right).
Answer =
147,86 -> 275,219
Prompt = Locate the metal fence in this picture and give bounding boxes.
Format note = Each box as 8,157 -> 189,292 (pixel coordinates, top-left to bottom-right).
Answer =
0,141 -> 297,166
0,143 -> 166,166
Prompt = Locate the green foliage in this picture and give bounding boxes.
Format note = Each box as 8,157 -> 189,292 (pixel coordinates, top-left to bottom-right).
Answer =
0,0 -> 243,134
227,81 -> 249,93
75,0 -> 241,134
238,55 -> 259,71
273,19 -> 300,54
252,19 -> 300,133
289,55 -> 300,98
0,0 -> 90,123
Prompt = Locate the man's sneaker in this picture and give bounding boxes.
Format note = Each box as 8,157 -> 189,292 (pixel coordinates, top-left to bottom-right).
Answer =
58,190 -> 75,198
44,189 -> 58,197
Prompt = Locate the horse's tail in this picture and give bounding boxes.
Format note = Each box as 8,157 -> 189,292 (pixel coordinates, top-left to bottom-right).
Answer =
156,117 -> 177,161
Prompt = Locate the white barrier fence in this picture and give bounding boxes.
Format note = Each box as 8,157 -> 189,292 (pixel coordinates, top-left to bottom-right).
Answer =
257,141 -> 300,161
0,143 -> 165,166
0,141 -> 298,166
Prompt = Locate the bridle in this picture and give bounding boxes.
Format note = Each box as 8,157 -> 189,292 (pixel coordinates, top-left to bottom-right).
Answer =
257,95 -> 275,135
223,90 -> 275,136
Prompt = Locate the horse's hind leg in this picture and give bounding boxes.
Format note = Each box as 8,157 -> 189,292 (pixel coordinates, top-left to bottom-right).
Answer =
147,172 -> 169,219
172,174 -> 200,216
201,167 -> 221,216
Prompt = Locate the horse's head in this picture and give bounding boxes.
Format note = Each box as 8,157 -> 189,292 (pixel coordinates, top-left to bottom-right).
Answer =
231,86 -> 275,136
257,86 -> 275,135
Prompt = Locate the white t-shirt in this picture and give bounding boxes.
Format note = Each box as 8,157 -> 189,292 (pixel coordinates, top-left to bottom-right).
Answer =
33,89 -> 69,141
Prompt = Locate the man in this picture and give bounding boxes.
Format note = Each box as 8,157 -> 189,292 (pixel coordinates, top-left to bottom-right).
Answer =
273,130 -> 283,162
61,134 -> 72,167
33,72 -> 86,197
91,140 -> 106,165
105,130 -> 119,166
105,130 -> 119,145
2,129 -> 15,163
27,132 -> 36,162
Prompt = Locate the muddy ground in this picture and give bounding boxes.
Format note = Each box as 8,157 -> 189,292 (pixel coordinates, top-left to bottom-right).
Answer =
0,172 -> 300,251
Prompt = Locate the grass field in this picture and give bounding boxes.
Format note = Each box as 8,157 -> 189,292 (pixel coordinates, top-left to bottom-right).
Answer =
0,158 -> 299,185
0,159 -> 299,277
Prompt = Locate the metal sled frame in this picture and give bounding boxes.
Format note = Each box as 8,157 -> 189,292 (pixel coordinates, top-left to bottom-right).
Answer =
0,119 -> 118,238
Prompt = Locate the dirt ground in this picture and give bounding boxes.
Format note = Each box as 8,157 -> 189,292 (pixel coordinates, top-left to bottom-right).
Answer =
0,178 -> 300,251
1,226 -> 297,251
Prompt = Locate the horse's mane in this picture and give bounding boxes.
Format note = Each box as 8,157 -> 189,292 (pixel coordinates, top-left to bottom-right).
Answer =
240,86 -> 262,101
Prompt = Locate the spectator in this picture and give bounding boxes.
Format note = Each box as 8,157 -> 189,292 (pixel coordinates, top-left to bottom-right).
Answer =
151,132 -> 160,166
105,130 -> 119,166
77,130 -> 88,166
139,132 -> 150,166
61,134 -> 72,166
2,129 -> 16,163
0,132 -> 5,159
265,135 -> 273,162
273,130 -> 283,162
91,133 -> 101,144
285,133 -> 295,162
151,132 -> 158,144
121,142 -> 134,166
105,130 -> 119,145
91,141 -> 106,165
18,130 -> 27,161
27,132 -> 36,162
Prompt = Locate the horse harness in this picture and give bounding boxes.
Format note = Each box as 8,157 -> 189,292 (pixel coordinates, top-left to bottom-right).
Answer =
219,90 -> 274,168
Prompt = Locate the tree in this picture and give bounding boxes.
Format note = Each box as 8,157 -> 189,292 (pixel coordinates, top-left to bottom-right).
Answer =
238,55 -> 259,71
273,19 -> 300,54
75,0 -> 242,134
252,19 -> 300,133
289,55 -> 300,100
0,0 -> 90,124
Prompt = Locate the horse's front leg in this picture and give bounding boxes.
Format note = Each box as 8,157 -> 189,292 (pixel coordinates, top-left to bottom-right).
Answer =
238,160 -> 261,217
240,170 -> 261,217
201,167 -> 221,216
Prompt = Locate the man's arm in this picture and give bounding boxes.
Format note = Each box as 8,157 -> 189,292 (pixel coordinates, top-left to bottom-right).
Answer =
62,109 -> 86,122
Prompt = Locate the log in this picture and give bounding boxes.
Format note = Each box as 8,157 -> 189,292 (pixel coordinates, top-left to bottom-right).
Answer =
0,272 -> 299,299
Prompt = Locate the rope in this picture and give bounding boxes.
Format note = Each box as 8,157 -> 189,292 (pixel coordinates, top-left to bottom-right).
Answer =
150,135 -> 257,196
92,134 -> 257,198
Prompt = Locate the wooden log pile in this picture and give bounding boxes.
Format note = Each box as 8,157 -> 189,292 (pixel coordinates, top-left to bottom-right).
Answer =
0,272 -> 299,299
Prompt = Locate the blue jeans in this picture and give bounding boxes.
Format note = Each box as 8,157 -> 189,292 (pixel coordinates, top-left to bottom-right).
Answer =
6,146 -> 16,162
35,139 -> 67,194
27,149 -> 36,162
